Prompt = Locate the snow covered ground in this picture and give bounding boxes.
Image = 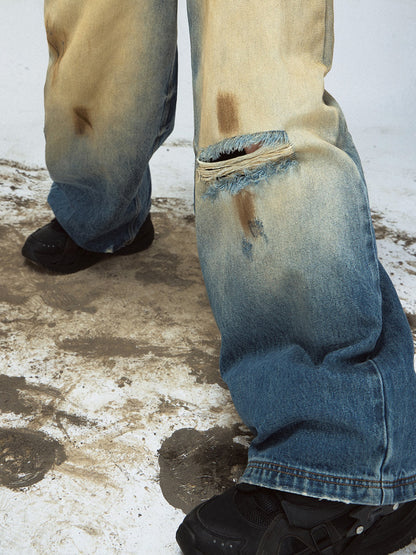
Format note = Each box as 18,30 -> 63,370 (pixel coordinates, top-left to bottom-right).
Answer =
0,1 -> 415,554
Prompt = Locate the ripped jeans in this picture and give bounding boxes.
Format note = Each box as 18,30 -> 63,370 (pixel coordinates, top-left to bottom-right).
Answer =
44,0 -> 416,505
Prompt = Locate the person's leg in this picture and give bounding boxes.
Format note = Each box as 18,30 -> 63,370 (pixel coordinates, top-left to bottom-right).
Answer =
179,0 -> 416,552
39,0 -> 178,253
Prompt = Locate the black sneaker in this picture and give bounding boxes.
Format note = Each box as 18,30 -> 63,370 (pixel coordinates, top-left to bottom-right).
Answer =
21,214 -> 154,274
176,483 -> 416,555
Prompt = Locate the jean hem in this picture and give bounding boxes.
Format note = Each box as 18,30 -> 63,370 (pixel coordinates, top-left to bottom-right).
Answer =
241,459 -> 416,506
48,183 -> 149,253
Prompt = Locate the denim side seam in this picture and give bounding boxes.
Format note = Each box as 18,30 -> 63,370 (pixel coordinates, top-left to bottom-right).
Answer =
370,358 -> 389,505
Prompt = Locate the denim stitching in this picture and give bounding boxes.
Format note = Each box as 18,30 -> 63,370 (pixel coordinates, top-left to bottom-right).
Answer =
370,358 -> 389,503
246,461 -> 416,489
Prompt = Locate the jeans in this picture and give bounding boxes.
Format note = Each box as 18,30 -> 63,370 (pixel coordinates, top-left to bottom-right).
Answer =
44,0 -> 416,505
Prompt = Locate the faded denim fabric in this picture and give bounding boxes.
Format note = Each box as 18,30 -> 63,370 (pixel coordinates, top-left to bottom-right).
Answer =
44,0 -> 178,252
43,0 -> 416,505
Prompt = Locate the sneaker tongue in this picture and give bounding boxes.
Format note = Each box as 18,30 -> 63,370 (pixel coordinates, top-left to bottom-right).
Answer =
280,495 -> 350,529
235,484 -> 282,528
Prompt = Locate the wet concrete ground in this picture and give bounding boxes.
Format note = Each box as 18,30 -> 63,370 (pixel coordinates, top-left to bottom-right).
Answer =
0,159 -> 416,554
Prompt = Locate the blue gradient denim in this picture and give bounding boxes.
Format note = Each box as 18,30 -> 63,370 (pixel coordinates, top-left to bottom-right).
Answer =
43,0 -> 416,505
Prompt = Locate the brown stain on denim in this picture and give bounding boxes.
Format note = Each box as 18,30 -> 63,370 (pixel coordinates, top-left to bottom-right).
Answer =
73,107 -> 93,135
234,190 -> 255,236
217,93 -> 240,135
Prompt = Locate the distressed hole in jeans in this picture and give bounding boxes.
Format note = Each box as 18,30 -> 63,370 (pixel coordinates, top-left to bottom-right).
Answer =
214,148 -> 246,162
198,130 -> 297,200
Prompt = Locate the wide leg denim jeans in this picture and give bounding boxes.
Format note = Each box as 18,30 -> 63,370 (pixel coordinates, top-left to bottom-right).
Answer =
43,0 -> 416,505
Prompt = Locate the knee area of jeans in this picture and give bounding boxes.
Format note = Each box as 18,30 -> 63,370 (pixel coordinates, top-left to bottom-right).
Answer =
195,131 -> 299,259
